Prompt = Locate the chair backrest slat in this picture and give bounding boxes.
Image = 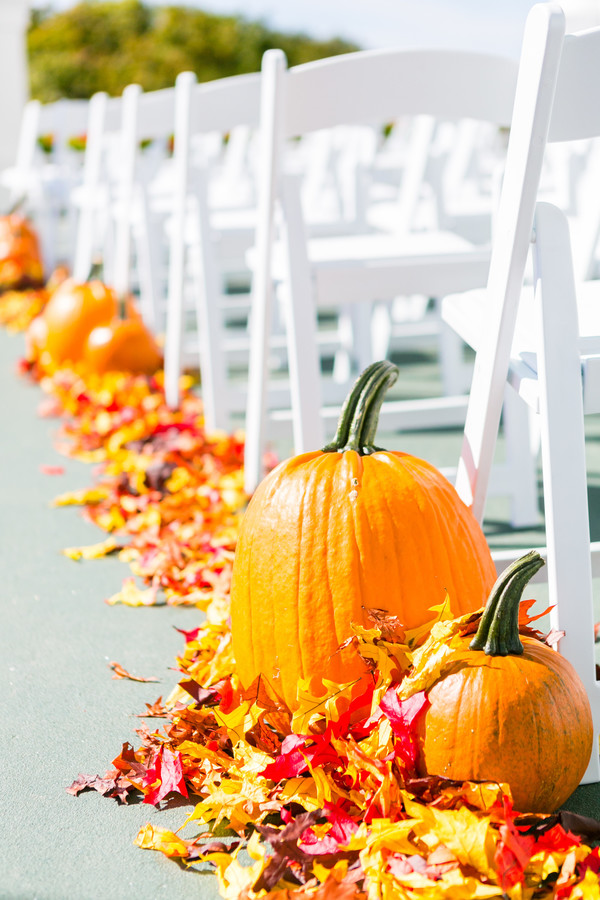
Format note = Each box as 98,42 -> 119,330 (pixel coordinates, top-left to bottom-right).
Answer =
548,30 -> 600,142
189,72 -> 261,134
282,49 -> 519,139
134,86 -> 177,139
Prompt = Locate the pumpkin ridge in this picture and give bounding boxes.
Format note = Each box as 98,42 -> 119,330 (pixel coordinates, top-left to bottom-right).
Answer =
296,453 -> 336,691
235,483 -> 259,686
328,452 -> 363,678
242,481 -> 264,682
388,454 -> 455,619
368,456 -> 418,623
284,459 -> 312,699
418,466 -> 477,612
315,454 -> 344,683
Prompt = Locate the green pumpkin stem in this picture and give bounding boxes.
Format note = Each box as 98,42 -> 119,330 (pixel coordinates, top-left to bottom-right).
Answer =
469,550 -> 546,655
6,194 -> 26,216
323,360 -> 399,455
88,257 -> 104,282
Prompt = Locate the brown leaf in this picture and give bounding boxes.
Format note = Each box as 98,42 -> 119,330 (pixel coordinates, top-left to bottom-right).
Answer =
66,771 -> 136,803
179,681 -> 221,706
109,661 -> 159,682
557,810 -> 600,839
523,810 -> 600,841
363,607 -> 406,643
135,696 -> 168,717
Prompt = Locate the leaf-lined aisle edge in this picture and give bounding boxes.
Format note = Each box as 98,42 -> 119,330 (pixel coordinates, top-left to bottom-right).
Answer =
4,284 -> 600,900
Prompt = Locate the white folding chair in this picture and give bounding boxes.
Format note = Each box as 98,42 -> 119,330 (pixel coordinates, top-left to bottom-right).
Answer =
108,85 -> 177,330
71,91 -> 122,283
441,9 -> 600,782
162,70 -> 262,430
2,97 -> 90,273
243,11 -> 561,501
162,70 -> 386,432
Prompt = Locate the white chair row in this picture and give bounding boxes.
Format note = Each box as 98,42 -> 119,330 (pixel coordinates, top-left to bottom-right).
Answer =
444,5 -> 600,782
2,97 -> 89,273
189,4 -> 600,780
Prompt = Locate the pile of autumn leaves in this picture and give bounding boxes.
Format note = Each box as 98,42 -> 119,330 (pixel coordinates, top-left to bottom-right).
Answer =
4,287 -> 600,900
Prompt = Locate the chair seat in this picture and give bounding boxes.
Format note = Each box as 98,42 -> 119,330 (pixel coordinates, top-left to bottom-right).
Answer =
266,230 -> 492,305
442,278 -> 600,411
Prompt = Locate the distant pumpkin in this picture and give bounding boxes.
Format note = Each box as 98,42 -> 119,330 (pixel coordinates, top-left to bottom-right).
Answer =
41,277 -> 118,365
0,213 -> 44,291
82,316 -> 162,376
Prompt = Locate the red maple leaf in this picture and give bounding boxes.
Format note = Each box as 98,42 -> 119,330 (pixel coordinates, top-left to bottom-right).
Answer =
378,688 -> 429,767
142,747 -> 189,805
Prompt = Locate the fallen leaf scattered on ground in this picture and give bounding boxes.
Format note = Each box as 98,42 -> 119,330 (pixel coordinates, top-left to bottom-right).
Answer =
109,661 -> 159,683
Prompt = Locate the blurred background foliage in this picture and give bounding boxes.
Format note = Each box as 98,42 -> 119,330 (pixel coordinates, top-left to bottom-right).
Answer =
28,0 -> 359,101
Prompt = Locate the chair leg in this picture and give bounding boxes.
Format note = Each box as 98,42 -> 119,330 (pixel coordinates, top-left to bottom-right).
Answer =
502,385 -> 540,528
132,189 -> 160,334
189,183 -> 230,434
439,316 -> 468,396
534,201 -> 600,783
280,174 -> 324,452
371,301 -> 392,362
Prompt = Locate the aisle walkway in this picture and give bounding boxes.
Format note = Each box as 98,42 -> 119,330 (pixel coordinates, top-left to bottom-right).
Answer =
0,328 -> 220,899
1,326 -> 600,900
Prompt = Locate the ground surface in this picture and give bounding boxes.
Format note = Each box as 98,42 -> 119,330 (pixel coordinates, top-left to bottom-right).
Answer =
1,327 -> 600,900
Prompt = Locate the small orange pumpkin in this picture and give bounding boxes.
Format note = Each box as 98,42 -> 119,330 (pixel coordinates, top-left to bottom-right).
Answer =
82,315 -> 162,376
415,551 -> 593,812
24,313 -> 48,361
0,213 -> 44,291
230,360 -> 497,710
41,276 -> 118,365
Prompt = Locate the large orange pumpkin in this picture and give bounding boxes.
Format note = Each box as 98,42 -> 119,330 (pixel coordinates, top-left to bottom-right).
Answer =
415,551 -> 593,812
231,360 -> 497,710
0,213 -> 44,290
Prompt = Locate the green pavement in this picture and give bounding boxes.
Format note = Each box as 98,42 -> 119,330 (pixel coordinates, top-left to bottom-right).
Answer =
1,326 -> 599,900
0,328 -> 220,899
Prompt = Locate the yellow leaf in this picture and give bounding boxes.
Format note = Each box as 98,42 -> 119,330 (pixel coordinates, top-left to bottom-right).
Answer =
405,797 -> 495,878
307,760 -> 334,806
165,466 -> 192,494
347,818 -> 418,855
291,676 -> 362,734
571,867 -> 600,899
397,612 -> 480,700
134,823 -> 190,858
105,577 -> 157,606
52,487 -> 108,507
204,834 -> 264,900
62,537 -> 121,560
430,868 -> 503,898
313,859 -> 349,884
277,776 -> 322,812
213,700 -> 255,744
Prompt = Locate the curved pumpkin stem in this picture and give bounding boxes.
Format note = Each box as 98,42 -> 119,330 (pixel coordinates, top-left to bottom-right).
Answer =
6,194 -> 26,217
469,550 -> 545,655
88,257 -> 105,282
323,360 -> 399,455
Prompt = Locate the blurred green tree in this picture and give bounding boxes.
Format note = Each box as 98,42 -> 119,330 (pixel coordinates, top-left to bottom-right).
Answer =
28,1 -> 359,100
